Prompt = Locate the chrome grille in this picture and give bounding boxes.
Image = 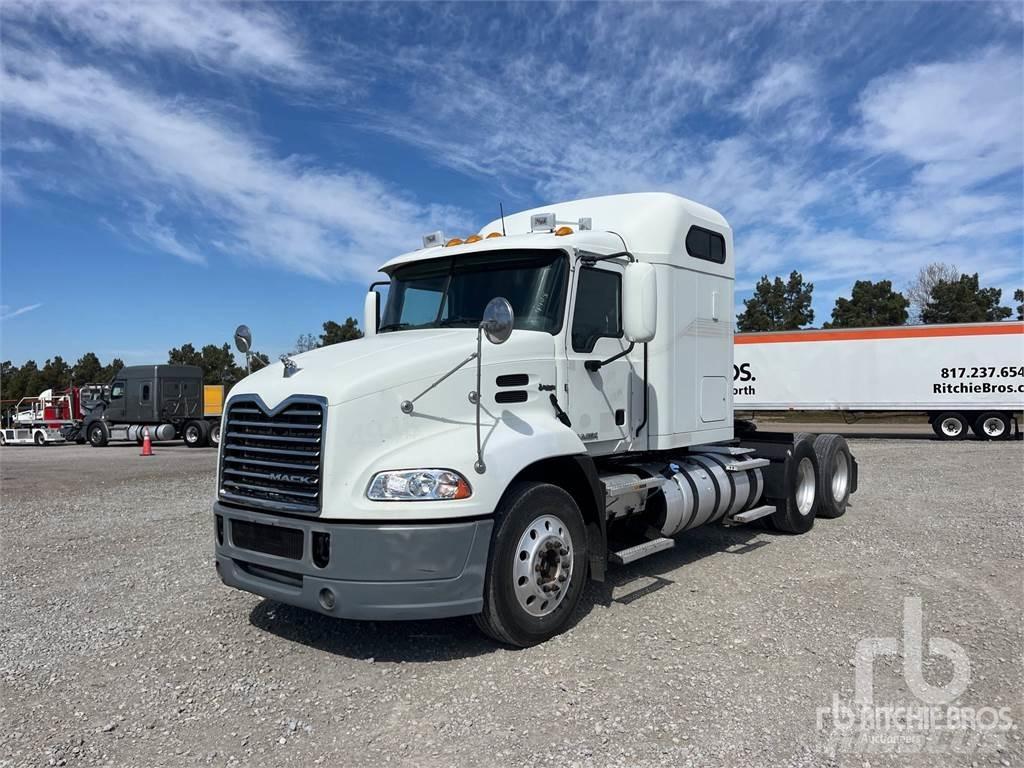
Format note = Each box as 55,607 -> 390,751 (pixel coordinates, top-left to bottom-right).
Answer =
219,397 -> 325,515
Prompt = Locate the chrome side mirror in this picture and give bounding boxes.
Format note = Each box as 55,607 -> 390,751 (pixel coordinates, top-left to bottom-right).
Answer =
481,297 -> 514,345
234,324 -> 252,354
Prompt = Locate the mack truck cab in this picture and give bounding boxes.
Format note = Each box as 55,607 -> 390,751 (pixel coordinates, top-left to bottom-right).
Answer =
214,193 -> 857,646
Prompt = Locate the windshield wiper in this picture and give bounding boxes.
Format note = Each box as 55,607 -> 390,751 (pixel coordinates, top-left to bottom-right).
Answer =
378,322 -> 411,332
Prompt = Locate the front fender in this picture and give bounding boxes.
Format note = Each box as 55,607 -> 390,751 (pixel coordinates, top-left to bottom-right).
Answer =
323,396 -> 586,521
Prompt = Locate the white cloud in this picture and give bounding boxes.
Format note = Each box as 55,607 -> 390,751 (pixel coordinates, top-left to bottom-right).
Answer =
853,48 -> 1023,189
2,0 -> 318,84
0,48 -> 466,280
733,61 -> 817,119
0,303 -> 43,320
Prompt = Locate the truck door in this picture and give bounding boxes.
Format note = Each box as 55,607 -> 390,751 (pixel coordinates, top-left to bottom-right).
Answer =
564,263 -> 633,454
106,379 -> 127,421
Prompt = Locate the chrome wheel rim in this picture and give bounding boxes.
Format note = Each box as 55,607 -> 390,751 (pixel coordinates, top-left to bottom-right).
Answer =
831,452 -> 849,502
941,417 -> 963,437
982,417 -> 1005,437
512,514 -> 573,617
185,425 -> 199,443
795,457 -> 816,516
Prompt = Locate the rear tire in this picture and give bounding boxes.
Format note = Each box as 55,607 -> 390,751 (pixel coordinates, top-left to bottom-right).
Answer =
813,434 -> 852,518
474,482 -> 588,647
932,412 -> 968,440
972,412 -> 1010,440
88,422 -> 109,447
770,438 -> 819,534
208,421 -> 221,448
183,420 -> 209,448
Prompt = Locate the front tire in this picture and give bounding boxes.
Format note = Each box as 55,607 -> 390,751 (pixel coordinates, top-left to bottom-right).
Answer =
88,422 -> 110,447
474,482 -> 588,647
34,431 -> 45,446
972,412 -> 1010,440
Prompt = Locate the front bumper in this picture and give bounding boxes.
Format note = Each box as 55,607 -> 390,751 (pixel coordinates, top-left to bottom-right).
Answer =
213,502 -> 493,620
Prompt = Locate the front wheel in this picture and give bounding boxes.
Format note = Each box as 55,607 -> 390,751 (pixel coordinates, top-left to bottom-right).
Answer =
474,482 -> 588,647
88,422 -> 110,447
34,431 -> 45,446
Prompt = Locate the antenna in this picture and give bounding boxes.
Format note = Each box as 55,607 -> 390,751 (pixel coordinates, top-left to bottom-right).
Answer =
499,202 -> 506,236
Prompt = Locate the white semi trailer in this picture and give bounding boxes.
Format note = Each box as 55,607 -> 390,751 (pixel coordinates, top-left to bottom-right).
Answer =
213,193 -> 859,646
734,323 -> 1024,440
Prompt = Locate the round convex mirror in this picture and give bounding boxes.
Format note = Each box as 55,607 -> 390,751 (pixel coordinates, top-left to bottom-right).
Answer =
234,324 -> 252,354
481,297 -> 514,345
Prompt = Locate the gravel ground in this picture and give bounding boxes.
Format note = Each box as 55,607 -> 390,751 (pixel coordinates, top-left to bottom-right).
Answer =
1,436 -> 1022,767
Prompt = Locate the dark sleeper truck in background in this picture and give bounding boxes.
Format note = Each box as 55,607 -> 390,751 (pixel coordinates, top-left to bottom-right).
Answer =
73,364 -> 224,448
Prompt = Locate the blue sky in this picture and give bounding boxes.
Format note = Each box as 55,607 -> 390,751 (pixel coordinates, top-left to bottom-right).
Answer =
2,1 -> 1022,366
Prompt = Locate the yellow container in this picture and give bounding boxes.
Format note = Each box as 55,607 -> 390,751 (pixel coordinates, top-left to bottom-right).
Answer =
203,385 -> 224,417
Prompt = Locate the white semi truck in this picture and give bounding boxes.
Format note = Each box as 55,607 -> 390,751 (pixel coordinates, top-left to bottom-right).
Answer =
734,323 -> 1024,440
213,193 -> 858,646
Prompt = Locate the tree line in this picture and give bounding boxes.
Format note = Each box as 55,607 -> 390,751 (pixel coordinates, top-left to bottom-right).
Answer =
736,263 -> 1023,332
1,318 -> 363,405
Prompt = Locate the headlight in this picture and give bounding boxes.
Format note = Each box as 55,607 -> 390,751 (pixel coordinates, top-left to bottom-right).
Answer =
367,469 -> 472,501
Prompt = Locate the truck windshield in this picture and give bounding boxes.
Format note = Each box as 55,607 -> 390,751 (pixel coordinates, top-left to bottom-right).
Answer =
380,249 -> 569,334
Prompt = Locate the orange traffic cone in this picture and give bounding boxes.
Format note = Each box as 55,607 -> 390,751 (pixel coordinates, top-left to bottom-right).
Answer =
141,427 -> 154,457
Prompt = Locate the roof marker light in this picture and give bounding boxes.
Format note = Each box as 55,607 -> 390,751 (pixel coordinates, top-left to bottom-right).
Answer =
486,232 -> 503,238
445,237 -> 464,247
464,234 -> 483,243
530,212 -> 556,232
422,231 -> 445,249
555,226 -> 573,236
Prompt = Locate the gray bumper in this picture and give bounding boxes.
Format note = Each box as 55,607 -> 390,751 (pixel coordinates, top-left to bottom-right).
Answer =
214,502 -> 493,621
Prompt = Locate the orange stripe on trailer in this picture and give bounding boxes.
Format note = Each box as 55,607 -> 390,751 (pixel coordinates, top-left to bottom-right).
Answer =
734,322 -> 1024,345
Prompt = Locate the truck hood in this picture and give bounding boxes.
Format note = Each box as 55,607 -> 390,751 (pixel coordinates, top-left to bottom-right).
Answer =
229,329 -> 556,408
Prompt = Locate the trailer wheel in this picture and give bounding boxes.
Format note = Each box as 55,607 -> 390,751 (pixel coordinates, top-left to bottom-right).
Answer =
183,420 -> 209,448
208,421 -> 221,448
813,434 -> 852,518
932,412 -> 968,440
972,412 -> 1010,440
770,438 -> 819,534
34,431 -> 46,446
474,482 -> 588,647
88,422 -> 110,447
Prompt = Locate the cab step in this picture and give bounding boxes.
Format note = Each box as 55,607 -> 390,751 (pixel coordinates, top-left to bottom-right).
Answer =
609,537 -> 675,565
724,504 -> 776,526
723,457 -> 771,472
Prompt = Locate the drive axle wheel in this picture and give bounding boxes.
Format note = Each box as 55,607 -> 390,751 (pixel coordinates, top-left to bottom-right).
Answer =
813,434 -> 852,519
183,420 -> 209,448
770,438 -> 819,534
475,482 -> 588,647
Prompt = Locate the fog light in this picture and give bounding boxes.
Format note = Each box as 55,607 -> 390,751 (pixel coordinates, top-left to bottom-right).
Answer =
318,588 -> 336,611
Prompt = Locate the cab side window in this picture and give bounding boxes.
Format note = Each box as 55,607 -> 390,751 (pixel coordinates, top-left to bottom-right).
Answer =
571,268 -> 622,353
110,381 -> 126,400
